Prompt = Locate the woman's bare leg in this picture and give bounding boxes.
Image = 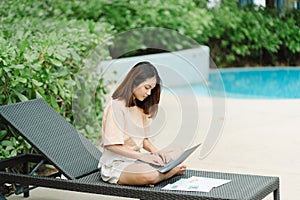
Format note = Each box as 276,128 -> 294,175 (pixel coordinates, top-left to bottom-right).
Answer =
118,163 -> 186,186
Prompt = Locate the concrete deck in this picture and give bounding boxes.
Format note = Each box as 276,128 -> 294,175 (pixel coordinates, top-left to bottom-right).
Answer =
8,96 -> 300,200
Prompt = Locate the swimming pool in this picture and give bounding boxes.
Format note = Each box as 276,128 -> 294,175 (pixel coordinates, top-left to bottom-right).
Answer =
172,67 -> 300,99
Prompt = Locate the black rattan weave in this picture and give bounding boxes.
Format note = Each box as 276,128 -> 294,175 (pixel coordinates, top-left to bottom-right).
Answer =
0,99 -> 100,180
0,99 -> 280,200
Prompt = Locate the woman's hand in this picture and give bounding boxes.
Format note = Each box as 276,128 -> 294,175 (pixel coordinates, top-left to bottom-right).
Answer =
152,151 -> 171,164
142,138 -> 171,164
138,154 -> 165,166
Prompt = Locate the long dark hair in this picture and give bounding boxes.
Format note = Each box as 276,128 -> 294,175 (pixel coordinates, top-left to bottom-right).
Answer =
112,61 -> 161,118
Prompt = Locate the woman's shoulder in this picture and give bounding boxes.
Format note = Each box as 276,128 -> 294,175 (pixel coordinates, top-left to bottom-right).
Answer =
103,99 -> 126,116
111,98 -> 125,105
110,98 -> 126,110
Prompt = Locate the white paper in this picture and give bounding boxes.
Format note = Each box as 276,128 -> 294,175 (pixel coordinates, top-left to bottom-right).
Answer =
162,176 -> 231,192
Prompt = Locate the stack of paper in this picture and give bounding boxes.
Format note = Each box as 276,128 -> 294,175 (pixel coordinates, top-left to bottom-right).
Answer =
162,176 -> 231,192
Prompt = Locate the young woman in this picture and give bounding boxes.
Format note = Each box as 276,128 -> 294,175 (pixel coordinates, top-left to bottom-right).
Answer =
98,61 -> 186,186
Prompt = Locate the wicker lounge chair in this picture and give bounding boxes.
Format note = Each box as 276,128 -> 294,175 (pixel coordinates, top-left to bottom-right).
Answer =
0,99 -> 280,200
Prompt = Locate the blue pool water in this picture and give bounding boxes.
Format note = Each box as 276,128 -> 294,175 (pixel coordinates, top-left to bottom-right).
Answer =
173,67 -> 300,99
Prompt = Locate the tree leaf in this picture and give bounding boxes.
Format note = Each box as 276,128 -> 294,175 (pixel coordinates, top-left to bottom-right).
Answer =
11,149 -> 17,157
32,79 -> 43,87
49,58 -> 63,67
14,91 -> 29,102
35,90 -> 44,99
0,130 -> 8,140
15,77 -> 27,84
11,64 -> 25,69
1,140 -> 12,146
50,96 -> 60,111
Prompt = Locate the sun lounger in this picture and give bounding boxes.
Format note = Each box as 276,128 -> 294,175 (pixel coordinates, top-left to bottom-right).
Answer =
0,99 -> 280,200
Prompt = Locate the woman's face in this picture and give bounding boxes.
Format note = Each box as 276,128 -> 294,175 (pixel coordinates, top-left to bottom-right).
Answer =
133,77 -> 157,101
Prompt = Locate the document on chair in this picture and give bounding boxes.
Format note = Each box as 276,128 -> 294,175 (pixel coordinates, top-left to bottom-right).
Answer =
162,176 -> 231,192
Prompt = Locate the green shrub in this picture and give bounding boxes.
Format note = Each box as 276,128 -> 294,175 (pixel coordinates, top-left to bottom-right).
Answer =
0,13 -> 114,158
97,0 -> 299,66
2,0 -> 297,67
0,0 -> 104,21
207,0 -> 300,67
99,0 -> 213,57
0,127 -> 32,160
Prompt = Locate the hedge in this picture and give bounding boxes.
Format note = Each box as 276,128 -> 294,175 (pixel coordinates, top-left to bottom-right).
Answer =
98,0 -> 299,67
0,3 -> 114,159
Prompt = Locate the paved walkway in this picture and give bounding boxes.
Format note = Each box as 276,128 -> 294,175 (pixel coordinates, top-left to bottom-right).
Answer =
8,96 -> 300,199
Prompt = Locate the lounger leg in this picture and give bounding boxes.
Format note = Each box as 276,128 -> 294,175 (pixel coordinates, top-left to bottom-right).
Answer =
273,188 -> 280,200
22,162 -> 29,198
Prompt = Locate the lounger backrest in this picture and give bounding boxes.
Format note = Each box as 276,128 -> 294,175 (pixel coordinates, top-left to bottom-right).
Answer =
0,99 -> 102,180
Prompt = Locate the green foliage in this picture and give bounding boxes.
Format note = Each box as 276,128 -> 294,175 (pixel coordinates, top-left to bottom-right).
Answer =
0,0 -> 105,21
207,0 -> 300,67
99,0 -> 213,57
0,127 -> 32,159
97,0 -> 299,66
0,1 -> 114,159
0,15 -> 113,107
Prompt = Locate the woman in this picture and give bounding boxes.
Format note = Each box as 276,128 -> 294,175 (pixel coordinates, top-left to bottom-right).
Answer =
98,61 -> 186,186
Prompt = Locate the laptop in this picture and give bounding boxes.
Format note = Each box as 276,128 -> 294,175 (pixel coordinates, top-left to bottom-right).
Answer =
150,143 -> 201,173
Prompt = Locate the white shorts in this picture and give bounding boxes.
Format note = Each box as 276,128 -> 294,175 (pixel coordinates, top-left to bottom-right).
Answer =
98,149 -> 139,184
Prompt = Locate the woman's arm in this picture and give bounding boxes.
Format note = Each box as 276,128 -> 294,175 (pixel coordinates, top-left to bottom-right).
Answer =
143,138 -> 158,153
105,144 -> 143,160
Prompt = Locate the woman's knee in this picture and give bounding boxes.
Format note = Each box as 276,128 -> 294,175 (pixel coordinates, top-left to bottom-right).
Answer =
118,170 -> 160,185
139,171 -> 161,185
118,164 -> 161,185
